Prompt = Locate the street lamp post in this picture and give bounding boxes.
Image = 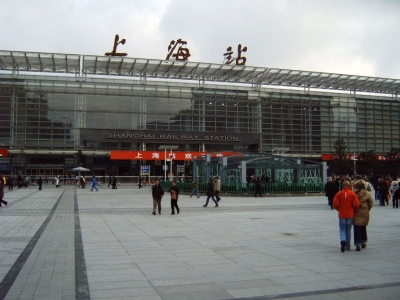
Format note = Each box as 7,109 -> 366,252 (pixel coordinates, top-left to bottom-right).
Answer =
353,151 -> 357,178
159,145 -> 178,181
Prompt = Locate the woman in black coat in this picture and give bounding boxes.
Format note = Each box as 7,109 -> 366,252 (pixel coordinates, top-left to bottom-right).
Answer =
168,181 -> 180,215
203,178 -> 219,207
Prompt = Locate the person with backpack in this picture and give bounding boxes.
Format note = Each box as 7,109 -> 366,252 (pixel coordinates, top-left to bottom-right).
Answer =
168,181 -> 180,215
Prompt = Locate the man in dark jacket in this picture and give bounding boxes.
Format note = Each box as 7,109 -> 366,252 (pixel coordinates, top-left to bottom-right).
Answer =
152,179 -> 164,215
254,177 -> 263,197
325,178 -> 339,210
376,177 -> 388,206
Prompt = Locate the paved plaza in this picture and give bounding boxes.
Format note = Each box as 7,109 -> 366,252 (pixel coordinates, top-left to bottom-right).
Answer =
0,184 -> 399,300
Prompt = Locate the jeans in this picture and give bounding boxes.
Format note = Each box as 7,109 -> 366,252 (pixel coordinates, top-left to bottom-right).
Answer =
205,195 -> 218,206
91,184 -> 98,191
190,187 -> 199,198
353,225 -> 367,246
339,218 -> 353,250
377,191 -> 385,206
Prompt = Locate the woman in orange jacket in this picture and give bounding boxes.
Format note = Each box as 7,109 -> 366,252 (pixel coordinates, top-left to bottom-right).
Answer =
333,180 -> 360,252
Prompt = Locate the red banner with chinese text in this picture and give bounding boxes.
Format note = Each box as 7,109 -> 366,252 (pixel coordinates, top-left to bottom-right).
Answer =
322,154 -> 390,161
110,151 -> 242,160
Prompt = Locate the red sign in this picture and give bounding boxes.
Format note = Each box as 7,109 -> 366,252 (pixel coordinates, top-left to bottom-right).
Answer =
110,151 -> 242,160
0,149 -> 8,157
322,153 -> 389,161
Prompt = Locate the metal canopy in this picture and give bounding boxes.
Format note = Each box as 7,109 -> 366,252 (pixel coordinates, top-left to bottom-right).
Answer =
1,50 -> 399,95
0,50 -> 80,73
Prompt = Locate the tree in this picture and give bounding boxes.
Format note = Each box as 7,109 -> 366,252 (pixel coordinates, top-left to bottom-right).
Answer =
333,137 -> 347,160
329,138 -> 353,175
358,150 -> 380,175
385,148 -> 400,176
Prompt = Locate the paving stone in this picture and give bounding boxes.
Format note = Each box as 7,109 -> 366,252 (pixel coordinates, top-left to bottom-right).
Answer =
1,186 -> 400,299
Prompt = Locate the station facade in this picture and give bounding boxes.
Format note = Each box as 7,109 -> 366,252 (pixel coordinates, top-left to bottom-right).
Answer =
0,50 -> 399,181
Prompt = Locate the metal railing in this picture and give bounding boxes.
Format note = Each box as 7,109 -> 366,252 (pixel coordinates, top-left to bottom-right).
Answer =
160,182 -> 325,194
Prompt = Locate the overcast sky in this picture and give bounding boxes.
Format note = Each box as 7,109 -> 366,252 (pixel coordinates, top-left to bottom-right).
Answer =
1,0 -> 399,78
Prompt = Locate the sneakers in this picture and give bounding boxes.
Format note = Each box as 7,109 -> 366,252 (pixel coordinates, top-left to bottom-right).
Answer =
356,246 -> 361,251
340,241 -> 347,253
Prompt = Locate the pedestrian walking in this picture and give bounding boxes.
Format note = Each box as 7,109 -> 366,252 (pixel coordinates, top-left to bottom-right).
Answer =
90,176 -> 98,192
8,176 -> 13,191
55,175 -> 60,188
0,179 -> 8,207
352,180 -> 373,251
112,176 -> 117,189
333,180 -> 360,252
108,175 -> 112,188
203,178 -> 219,207
44,174 -> 49,184
79,175 -> 85,188
392,186 -> 400,209
214,177 -> 221,202
152,179 -> 164,215
38,177 -> 43,190
190,177 -> 200,198
376,177 -> 388,206
325,178 -> 339,210
389,180 -> 399,205
254,177 -> 263,197
138,176 -> 143,189
168,181 -> 180,215
17,175 -> 23,188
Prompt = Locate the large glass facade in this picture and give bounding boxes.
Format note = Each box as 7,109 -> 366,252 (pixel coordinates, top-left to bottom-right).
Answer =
1,75 -> 399,153
1,73 -> 399,175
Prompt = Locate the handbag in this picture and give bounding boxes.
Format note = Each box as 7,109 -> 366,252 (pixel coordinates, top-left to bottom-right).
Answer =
171,190 -> 177,200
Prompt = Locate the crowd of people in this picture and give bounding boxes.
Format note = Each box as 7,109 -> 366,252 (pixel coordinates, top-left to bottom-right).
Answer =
326,174 -> 400,253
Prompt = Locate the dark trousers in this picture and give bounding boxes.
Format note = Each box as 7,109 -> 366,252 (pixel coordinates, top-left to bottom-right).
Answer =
393,198 -> 399,208
378,191 -> 385,206
328,196 -> 334,210
254,190 -> 262,197
171,199 -> 179,214
0,199 -> 8,206
354,225 -> 367,246
39,184 -> 42,190
153,198 -> 161,213
215,190 -> 220,201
